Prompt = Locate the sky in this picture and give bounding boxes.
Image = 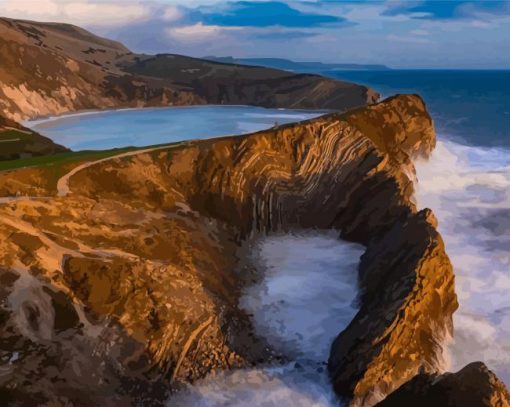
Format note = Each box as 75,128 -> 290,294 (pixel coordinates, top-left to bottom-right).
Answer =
1,0 -> 510,68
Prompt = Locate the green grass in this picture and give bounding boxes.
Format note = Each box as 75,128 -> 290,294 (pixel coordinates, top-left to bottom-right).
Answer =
0,148 -> 133,172
0,141 -> 184,172
0,129 -> 36,141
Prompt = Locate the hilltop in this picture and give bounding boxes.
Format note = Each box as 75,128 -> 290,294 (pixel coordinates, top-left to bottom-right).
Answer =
0,17 -> 378,122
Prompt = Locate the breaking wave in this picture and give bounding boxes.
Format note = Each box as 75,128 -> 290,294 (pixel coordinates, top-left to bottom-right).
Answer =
170,231 -> 364,406
415,139 -> 510,385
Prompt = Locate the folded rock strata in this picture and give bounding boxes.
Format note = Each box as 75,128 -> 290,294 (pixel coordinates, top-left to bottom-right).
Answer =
0,94 -> 506,405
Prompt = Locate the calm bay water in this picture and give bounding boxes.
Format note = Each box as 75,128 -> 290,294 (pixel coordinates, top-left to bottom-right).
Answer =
28,106 -> 323,151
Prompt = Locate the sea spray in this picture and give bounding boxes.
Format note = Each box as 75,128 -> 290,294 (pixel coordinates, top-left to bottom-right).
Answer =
415,140 -> 510,385
170,231 -> 364,406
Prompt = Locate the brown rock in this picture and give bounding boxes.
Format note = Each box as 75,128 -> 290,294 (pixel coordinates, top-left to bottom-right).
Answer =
376,362 -> 510,407
0,95 -> 456,405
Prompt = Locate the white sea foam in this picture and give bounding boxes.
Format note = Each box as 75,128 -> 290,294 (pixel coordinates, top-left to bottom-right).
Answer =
170,231 -> 364,406
415,140 -> 510,384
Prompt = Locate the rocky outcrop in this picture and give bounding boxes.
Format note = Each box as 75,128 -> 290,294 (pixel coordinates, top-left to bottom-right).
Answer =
329,208 -> 457,406
376,362 -> 510,407
0,94 -> 474,405
0,113 -> 68,160
0,17 -> 378,122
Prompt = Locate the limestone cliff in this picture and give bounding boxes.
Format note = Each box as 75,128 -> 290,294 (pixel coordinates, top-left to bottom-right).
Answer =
0,17 -> 378,122
0,94 -> 463,405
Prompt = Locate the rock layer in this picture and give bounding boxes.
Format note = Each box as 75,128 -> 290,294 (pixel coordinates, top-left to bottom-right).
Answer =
0,95 -> 506,405
0,17 -> 377,122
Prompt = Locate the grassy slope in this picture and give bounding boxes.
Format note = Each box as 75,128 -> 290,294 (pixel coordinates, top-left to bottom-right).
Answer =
0,123 -> 68,160
0,147 -> 138,172
0,142 -> 184,198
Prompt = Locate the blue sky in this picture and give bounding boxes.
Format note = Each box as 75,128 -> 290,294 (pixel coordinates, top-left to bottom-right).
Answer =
1,0 -> 510,68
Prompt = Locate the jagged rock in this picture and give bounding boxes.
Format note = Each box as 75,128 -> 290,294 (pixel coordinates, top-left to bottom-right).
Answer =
0,95 -> 457,405
376,362 -> 510,407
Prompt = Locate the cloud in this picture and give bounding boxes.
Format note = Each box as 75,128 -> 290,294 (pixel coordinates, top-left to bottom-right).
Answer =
410,29 -> 429,36
0,0 -> 151,27
162,6 -> 183,22
62,2 -> 151,27
165,21 -> 317,43
165,23 -> 242,42
197,1 -> 347,28
251,29 -> 319,40
0,0 -> 60,19
383,0 -> 510,21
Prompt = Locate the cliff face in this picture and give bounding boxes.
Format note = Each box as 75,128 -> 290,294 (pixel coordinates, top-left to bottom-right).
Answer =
0,17 -> 378,122
0,95 -> 473,405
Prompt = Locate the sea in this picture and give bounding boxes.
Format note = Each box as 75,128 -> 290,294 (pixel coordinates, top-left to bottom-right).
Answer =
27,69 -> 510,403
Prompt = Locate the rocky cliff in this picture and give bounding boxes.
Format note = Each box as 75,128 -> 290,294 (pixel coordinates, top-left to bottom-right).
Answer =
0,95 -> 507,406
0,17 -> 378,122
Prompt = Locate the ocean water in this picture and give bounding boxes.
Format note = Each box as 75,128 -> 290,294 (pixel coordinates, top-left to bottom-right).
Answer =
330,70 -> 510,384
28,106 -> 323,150
329,70 -> 510,148
170,232 -> 364,406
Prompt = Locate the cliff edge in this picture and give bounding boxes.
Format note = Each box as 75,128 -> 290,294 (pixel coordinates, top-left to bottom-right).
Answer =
0,95 -> 507,406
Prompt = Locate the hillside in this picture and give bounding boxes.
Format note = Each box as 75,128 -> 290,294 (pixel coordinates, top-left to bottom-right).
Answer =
0,114 -> 67,160
203,56 -> 390,72
0,17 -> 378,122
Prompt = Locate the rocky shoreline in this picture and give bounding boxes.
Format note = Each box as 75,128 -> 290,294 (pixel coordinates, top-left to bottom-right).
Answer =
0,94 -> 508,405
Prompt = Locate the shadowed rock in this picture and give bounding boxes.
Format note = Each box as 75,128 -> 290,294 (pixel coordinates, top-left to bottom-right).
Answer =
0,114 -> 67,160
376,362 -> 510,407
0,95 -> 502,405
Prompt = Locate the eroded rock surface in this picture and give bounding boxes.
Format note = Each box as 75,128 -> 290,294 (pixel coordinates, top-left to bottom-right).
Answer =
0,95 -> 504,406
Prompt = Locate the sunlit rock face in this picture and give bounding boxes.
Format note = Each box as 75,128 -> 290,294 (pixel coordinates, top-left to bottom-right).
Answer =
0,95 -> 464,405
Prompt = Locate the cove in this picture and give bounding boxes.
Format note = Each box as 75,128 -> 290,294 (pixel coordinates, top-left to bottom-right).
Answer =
171,231 -> 364,406
27,106 -> 325,151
